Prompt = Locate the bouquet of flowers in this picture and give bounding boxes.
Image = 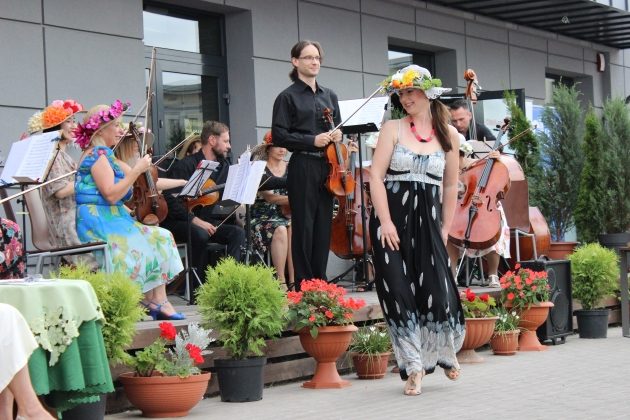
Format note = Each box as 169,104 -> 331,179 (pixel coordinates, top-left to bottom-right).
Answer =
493,307 -> 521,333
132,322 -> 214,378
286,279 -> 366,338
461,288 -> 496,318
348,325 -> 392,356
500,264 -> 550,310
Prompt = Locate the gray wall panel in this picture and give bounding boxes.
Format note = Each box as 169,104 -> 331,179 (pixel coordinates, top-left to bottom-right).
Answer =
44,27 -> 145,112
0,107 -> 41,160
548,54 -> 585,76
361,0 -> 414,23
318,67 -> 364,101
227,0 -> 298,61
466,21 -> 507,44
548,39 -> 583,60
0,21 -> 45,107
307,0 -> 360,12
361,15 -> 415,76
253,58 -> 293,130
508,30 -> 547,52
416,8 -> 465,34
1,0 -> 42,22
509,46 -> 546,100
44,0 -> 142,39
298,2 -> 362,72
465,37 -> 510,91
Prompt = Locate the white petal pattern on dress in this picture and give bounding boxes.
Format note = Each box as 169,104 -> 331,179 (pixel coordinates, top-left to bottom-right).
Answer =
383,279 -> 390,292
410,282 -> 415,295
431,205 -> 436,220
419,272 -> 424,286
402,190 -> 409,205
385,252 -> 389,264
377,226 -> 381,240
428,294 -> 433,309
403,261 -> 407,275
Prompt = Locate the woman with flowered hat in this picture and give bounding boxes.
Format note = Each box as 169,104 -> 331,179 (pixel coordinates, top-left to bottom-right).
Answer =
250,130 -> 294,290
369,65 -> 465,395
446,135 -> 509,288
29,99 -> 98,269
74,100 -> 185,320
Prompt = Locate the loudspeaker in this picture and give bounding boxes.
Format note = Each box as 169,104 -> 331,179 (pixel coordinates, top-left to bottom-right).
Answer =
519,259 -> 573,344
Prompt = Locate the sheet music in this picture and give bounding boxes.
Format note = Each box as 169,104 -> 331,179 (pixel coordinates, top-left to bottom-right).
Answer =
339,96 -> 389,130
179,160 -> 219,197
0,131 -> 60,184
223,151 -> 267,205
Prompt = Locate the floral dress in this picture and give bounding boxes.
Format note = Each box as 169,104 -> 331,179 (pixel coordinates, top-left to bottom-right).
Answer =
75,146 -> 183,293
250,166 -> 290,254
0,218 -> 24,279
41,146 -> 98,268
369,138 -> 465,378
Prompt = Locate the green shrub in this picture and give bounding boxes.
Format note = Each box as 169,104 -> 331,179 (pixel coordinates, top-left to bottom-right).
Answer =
568,243 -> 619,310
56,265 -> 144,365
196,258 -> 286,359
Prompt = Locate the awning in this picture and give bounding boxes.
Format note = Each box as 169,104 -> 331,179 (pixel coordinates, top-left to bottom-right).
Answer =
425,0 -> 630,49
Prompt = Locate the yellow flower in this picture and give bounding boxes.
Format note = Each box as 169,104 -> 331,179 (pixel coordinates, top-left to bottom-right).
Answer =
402,69 -> 419,85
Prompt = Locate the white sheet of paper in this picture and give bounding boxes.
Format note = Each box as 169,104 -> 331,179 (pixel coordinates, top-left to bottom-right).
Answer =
339,96 -> 389,130
222,151 -> 267,205
0,131 -> 60,184
180,160 -> 219,197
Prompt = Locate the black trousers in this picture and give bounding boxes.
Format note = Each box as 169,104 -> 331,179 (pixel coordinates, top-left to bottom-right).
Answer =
161,218 -> 245,297
287,153 -> 333,290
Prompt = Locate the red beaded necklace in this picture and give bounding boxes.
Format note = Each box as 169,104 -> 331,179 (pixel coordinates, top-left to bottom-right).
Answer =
409,119 -> 434,143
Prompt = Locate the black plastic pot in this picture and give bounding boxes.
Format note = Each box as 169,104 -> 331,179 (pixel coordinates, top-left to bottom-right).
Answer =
214,356 -> 266,402
61,393 -> 106,420
598,232 -> 630,255
575,309 -> 610,338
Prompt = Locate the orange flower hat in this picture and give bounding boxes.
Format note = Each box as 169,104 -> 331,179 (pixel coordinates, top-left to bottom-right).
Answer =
40,99 -> 83,130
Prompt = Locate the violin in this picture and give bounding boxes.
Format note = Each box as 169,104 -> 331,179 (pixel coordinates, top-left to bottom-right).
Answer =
186,178 -> 225,212
124,122 -> 168,226
323,108 -> 355,197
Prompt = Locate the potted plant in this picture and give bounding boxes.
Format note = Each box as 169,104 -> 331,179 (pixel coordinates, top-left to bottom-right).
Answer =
457,288 -> 497,363
568,243 -> 619,338
598,97 -> 630,252
195,257 -> 286,402
57,265 -> 145,419
535,83 -> 584,256
286,279 -> 365,388
490,307 -> 521,355
348,325 -> 392,379
500,264 -> 552,351
118,321 -> 214,417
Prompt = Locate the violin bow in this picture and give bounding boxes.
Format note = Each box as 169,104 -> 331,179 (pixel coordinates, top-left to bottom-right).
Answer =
141,48 -> 157,155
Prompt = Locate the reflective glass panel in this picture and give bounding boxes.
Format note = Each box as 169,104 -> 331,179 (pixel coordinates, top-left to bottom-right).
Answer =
143,11 -> 199,53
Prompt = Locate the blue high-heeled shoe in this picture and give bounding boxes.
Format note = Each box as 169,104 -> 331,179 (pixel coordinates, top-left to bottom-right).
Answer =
151,300 -> 186,320
140,300 -> 159,320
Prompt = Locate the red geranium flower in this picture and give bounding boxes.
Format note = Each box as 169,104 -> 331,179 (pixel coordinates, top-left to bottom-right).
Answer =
159,321 -> 177,341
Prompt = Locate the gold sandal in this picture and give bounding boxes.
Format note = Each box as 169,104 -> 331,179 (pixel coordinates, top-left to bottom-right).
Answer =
403,370 -> 424,396
444,366 -> 461,381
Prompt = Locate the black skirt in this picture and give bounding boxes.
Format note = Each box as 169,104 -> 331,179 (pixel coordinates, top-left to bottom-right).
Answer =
369,179 -> 465,376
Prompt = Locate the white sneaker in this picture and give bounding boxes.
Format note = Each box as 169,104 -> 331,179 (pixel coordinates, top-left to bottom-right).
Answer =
488,275 -> 501,288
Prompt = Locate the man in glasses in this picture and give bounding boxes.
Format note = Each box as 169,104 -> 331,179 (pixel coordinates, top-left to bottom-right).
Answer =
271,40 -> 342,291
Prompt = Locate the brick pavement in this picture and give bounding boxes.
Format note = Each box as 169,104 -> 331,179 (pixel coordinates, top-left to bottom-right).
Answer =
108,327 -> 630,420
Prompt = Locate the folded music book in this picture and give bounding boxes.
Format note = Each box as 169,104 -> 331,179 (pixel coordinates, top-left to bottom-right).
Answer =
222,150 -> 266,205
0,131 -> 60,184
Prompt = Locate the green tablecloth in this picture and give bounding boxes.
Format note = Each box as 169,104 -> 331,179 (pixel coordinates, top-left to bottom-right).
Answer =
0,279 -> 114,416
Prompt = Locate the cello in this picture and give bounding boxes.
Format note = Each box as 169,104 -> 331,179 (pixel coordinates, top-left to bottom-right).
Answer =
330,142 -> 372,259
448,118 -> 512,250
323,108 -> 355,197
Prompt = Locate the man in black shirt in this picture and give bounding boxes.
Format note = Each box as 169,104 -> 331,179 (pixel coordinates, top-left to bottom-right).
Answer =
162,121 -> 246,299
272,40 -> 342,290
449,99 -> 496,142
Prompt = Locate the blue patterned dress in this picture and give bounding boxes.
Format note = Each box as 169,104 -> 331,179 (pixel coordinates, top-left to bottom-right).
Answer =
75,146 -> 183,293
369,139 -> 465,378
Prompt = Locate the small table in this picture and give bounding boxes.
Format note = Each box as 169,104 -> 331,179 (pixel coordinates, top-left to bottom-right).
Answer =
620,247 -> 630,338
0,279 -> 114,415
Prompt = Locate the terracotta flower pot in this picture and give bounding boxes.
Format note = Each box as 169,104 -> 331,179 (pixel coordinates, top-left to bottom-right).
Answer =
351,352 -> 391,379
510,301 -> 554,351
546,241 -> 578,260
119,372 -> 211,417
298,325 -> 357,388
457,317 -> 498,363
490,330 -> 520,355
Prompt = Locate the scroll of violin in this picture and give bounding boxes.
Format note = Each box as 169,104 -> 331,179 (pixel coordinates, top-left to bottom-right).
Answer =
322,108 -> 355,197
463,69 -> 479,141
448,119 -> 511,250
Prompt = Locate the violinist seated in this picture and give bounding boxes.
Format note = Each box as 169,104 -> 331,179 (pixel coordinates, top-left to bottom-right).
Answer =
161,121 -> 246,301
250,131 -> 294,291
446,139 -> 510,288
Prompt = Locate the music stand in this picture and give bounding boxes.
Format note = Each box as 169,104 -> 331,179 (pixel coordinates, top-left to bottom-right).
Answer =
176,160 -> 218,302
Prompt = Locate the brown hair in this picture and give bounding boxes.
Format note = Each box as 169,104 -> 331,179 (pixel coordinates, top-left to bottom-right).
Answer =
289,40 -> 323,82
431,100 -> 453,152
200,121 -> 229,145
